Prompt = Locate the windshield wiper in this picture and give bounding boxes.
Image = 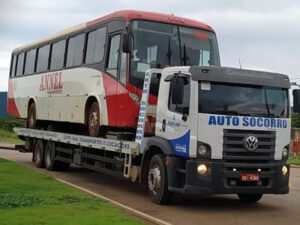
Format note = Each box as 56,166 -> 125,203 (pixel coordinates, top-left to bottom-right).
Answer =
163,37 -> 172,65
215,110 -> 250,116
252,112 -> 280,118
182,43 -> 189,66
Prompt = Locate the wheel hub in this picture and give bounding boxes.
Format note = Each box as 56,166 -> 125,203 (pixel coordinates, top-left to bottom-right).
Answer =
35,148 -> 41,162
90,112 -> 98,129
148,166 -> 161,195
45,148 -> 51,167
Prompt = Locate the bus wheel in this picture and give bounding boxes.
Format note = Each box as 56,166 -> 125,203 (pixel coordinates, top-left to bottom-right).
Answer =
148,154 -> 173,204
44,142 -> 69,171
238,194 -> 263,203
33,140 -> 44,168
88,102 -> 100,137
28,102 -> 37,129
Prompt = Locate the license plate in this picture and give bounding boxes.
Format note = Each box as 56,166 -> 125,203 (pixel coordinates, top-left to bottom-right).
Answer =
241,173 -> 260,182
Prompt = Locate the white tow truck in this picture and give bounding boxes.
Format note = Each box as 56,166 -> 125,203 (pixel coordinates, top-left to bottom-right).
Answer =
15,66 -> 300,204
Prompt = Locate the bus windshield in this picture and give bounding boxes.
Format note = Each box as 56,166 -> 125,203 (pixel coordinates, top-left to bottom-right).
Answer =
198,82 -> 289,118
130,20 -> 220,94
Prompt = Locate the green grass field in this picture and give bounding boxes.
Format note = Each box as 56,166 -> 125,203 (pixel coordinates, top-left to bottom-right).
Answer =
288,156 -> 300,165
0,158 -> 144,225
0,116 -> 24,143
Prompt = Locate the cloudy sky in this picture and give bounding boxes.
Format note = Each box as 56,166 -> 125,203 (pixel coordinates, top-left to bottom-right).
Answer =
0,0 -> 299,91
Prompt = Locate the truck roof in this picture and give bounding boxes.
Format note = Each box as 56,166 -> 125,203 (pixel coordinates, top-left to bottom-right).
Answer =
190,66 -> 290,89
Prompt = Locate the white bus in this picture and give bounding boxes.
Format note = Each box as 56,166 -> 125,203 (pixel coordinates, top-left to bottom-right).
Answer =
8,10 -> 220,136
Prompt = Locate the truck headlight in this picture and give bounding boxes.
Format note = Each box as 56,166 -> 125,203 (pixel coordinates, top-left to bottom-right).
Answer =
197,164 -> 208,175
282,166 -> 288,176
198,144 -> 207,155
282,148 -> 288,157
197,142 -> 211,158
282,147 -> 289,160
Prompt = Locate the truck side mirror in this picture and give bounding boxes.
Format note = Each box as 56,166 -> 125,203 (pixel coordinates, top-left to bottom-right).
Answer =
293,90 -> 300,113
171,77 -> 184,105
122,32 -> 130,53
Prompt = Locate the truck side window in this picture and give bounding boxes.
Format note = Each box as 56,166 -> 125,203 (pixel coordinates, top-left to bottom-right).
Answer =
168,77 -> 190,114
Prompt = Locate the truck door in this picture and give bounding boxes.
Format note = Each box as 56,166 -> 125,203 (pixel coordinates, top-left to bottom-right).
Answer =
156,76 -> 193,157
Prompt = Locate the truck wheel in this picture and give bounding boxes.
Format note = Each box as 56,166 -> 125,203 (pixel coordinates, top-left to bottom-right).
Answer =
238,194 -> 263,203
88,102 -> 100,137
33,140 -> 44,168
44,142 -> 69,171
148,154 -> 172,204
28,103 -> 37,129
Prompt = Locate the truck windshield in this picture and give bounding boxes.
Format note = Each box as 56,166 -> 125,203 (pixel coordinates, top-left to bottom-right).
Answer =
130,20 -> 219,95
198,82 -> 288,118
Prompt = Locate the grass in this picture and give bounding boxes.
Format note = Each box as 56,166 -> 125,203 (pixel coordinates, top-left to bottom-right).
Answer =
0,158 -> 144,225
0,116 -> 24,144
288,156 -> 300,165
0,128 -> 24,143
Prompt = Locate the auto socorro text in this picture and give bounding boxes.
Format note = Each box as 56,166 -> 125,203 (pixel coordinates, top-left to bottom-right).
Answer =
208,115 -> 288,128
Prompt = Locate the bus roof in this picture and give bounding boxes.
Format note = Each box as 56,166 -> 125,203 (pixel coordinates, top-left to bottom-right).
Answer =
13,10 -> 214,53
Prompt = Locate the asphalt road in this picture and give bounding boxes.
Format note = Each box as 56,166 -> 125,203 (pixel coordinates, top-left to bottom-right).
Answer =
0,148 -> 300,225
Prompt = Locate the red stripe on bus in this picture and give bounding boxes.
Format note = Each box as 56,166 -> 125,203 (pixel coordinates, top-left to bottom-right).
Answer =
7,79 -> 21,118
102,73 -> 138,127
7,98 -> 20,118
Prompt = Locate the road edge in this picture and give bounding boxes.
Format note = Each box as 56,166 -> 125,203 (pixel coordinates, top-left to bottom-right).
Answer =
55,178 -> 172,225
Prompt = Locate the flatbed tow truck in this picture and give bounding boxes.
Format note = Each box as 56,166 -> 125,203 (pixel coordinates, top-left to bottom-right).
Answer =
14,66 -> 300,204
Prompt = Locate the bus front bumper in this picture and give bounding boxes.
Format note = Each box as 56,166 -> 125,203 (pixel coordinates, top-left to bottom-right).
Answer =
167,157 -> 289,195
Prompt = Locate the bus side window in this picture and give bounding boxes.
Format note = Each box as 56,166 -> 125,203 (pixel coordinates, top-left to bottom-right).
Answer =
85,27 -> 107,65
66,33 -> 85,68
36,44 -> 50,73
50,40 -> 66,71
10,55 -> 17,77
24,49 -> 36,75
106,34 -> 121,78
16,52 -> 25,76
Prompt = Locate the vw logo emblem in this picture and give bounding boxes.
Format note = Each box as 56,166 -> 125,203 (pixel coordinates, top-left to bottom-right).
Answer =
244,135 -> 258,151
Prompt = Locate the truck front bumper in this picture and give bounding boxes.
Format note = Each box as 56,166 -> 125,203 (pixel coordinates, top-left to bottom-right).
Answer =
167,157 -> 289,195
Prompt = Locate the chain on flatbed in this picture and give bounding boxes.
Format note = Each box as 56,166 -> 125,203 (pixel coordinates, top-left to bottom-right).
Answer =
14,127 -> 139,156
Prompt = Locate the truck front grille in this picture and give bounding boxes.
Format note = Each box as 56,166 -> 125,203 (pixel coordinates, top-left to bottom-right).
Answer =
223,129 -> 276,164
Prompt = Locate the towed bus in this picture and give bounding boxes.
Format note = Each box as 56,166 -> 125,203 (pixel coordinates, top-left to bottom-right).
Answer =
8,10 -> 219,136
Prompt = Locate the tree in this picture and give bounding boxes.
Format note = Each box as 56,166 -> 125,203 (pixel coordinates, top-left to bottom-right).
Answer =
292,112 -> 300,128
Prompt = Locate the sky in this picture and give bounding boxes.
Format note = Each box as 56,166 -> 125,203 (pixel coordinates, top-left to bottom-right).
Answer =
0,0 -> 299,91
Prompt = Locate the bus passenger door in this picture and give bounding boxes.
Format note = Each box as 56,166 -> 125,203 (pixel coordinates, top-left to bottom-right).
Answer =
105,33 -> 121,126
116,34 -> 136,127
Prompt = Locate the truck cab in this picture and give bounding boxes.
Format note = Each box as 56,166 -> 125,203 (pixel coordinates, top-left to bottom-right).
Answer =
143,66 -> 291,203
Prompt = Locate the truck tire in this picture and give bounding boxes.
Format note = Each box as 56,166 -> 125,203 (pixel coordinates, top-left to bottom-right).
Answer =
88,102 -> 100,137
238,194 -> 263,203
33,140 -> 44,168
44,141 -> 69,171
148,154 -> 172,204
28,102 -> 37,129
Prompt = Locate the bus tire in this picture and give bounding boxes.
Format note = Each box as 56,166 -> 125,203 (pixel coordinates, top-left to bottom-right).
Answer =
44,141 -> 69,171
238,194 -> 263,203
28,102 -> 37,129
148,154 -> 173,204
88,101 -> 100,137
33,140 -> 44,168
